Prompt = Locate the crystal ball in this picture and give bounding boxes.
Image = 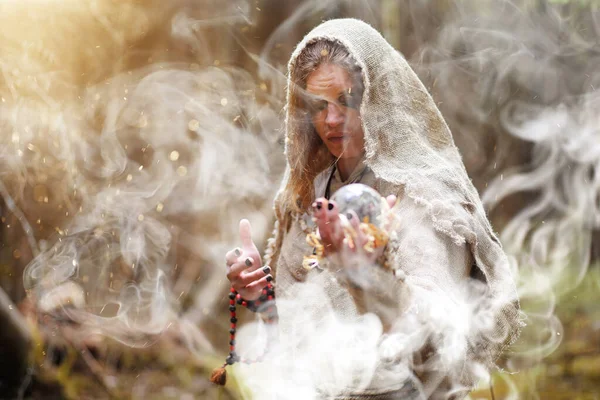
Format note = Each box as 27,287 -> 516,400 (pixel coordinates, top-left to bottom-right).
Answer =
330,183 -> 385,228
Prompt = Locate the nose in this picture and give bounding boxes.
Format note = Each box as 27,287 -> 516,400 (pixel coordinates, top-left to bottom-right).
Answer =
325,102 -> 344,128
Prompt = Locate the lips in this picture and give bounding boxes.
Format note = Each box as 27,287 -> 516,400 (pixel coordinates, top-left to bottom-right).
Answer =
326,132 -> 346,142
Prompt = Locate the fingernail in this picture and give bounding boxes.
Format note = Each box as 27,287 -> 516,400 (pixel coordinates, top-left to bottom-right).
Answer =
316,201 -> 322,210
262,266 -> 271,274
234,248 -> 241,256
346,212 -> 352,220
266,275 -> 273,282
245,258 -> 253,267
328,203 -> 334,210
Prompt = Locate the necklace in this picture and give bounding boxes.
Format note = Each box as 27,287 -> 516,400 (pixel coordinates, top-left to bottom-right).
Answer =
300,163 -> 369,234
324,163 -> 369,199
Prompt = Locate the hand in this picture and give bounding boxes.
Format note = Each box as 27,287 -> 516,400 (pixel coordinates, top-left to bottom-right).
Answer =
312,195 -> 397,263
225,219 -> 272,301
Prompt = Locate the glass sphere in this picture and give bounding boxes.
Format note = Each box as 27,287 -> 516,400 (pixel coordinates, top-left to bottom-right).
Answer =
330,183 -> 385,228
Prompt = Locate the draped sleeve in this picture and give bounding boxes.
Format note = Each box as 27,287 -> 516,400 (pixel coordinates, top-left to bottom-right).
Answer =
336,194 -> 504,398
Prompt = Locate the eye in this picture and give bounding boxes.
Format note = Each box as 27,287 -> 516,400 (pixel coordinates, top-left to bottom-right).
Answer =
307,99 -> 327,115
339,93 -> 359,109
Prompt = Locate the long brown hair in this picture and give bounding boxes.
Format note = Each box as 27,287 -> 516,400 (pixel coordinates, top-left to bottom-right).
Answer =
282,39 -> 364,214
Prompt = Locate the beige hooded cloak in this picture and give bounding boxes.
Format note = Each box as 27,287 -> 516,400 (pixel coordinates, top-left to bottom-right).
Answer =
245,18 -> 522,400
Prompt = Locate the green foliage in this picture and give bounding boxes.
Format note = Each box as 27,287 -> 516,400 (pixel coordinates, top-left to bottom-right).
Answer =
472,266 -> 600,399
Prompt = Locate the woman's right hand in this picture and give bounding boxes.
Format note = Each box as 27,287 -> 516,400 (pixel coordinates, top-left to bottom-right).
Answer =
312,195 -> 397,258
225,219 -> 272,301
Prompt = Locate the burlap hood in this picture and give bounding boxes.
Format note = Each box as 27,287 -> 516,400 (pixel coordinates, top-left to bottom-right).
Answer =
275,18 -> 521,365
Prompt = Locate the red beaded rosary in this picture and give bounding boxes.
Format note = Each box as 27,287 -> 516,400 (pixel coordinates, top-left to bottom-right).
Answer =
210,281 -> 276,385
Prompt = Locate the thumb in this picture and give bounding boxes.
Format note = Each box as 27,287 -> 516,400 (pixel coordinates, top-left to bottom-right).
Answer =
239,219 -> 256,251
386,194 -> 397,209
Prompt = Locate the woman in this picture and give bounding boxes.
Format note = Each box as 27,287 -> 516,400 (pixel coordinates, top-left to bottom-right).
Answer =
224,19 -> 521,399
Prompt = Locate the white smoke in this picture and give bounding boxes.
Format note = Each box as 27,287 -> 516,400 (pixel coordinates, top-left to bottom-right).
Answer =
412,0 -> 600,396
0,0 -> 284,351
0,0 -> 597,398
235,0 -> 600,398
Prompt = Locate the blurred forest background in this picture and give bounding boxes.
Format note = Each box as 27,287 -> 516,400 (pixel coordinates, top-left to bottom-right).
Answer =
0,0 -> 598,399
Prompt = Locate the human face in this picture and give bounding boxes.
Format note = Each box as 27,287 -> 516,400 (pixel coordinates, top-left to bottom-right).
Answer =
305,63 -> 365,160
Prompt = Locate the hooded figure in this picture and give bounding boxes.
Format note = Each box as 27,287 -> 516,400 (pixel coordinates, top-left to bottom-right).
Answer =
227,18 -> 522,400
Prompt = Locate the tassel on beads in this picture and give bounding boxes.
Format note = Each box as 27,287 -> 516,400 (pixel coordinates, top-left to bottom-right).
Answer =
210,284 -> 276,386
210,365 -> 227,385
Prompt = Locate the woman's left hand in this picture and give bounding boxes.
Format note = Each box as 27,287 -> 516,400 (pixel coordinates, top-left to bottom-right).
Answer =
312,195 -> 396,265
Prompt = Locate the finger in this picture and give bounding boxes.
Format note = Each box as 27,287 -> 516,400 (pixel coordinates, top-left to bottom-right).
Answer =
325,200 -> 343,243
312,198 -> 328,222
236,287 -> 261,302
325,200 -> 339,224
239,219 -> 255,251
386,194 -> 397,209
238,266 -> 271,287
226,257 -> 256,281
313,199 -> 332,240
347,210 -> 361,233
225,247 -> 242,266
244,275 -> 272,292
383,195 -> 401,231
347,210 -> 367,249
